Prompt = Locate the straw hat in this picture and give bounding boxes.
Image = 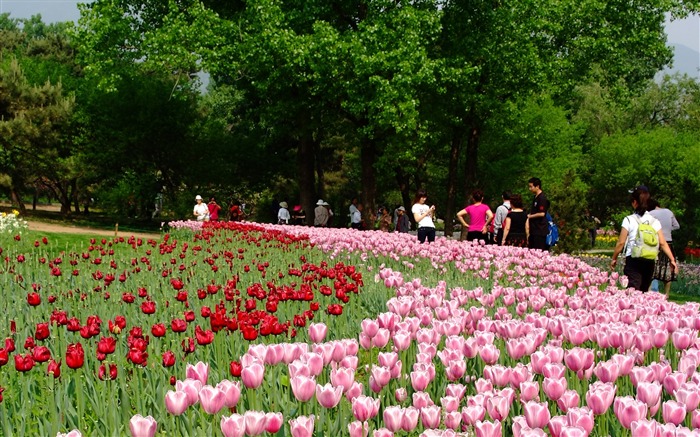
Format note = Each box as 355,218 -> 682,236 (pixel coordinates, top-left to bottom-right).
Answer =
279,202 -> 288,208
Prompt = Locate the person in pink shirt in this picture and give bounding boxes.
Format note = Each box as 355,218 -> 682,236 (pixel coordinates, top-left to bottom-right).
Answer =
457,189 -> 494,242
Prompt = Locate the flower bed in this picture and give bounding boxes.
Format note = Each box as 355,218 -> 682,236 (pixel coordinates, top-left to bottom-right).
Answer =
1,220 -> 700,436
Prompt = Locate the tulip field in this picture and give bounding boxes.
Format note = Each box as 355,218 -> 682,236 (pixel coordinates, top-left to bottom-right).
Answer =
2,219 -> 700,437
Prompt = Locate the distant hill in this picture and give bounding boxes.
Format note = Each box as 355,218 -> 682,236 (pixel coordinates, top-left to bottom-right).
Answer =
660,43 -> 700,79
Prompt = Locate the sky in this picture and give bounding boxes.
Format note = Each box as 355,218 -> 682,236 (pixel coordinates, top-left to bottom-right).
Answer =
1,1 -> 698,75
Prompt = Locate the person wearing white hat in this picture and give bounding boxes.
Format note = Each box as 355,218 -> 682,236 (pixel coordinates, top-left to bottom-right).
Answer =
314,199 -> 329,227
193,195 -> 209,221
278,201 -> 290,224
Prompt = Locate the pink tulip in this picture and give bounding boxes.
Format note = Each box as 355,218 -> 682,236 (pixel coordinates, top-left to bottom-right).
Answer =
372,428 -> 393,437
557,390 -> 580,412
586,382 -> 616,415
542,363 -> 566,379
692,409 -> 700,429
217,380 -> 242,408
129,415 -> 157,437
301,352 -> 325,376
164,390 -> 189,416
462,405 -> 486,426
520,381 -> 540,402
672,329 -> 694,350
559,426 -> 588,437
676,385 -> 700,411
400,406 -> 420,432
547,415 -> 568,437
543,377 -> 567,401
316,383 -> 343,408
186,361 -> 209,385
395,388 -> 407,402
420,405 -> 441,429
352,395 -> 379,422
291,375 -> 316,402
330,366 -> 355,392
345,382 -> 364,402
241,361 -> 265,389
657,422 -> 680,436
264,412 -> 283,433
371,365 -> 392,388
636,381 -> 663,408
613,396 -> 648,429
308,323 -> 328,343
412,391 -> 434,409
444,410 -> 462,430
475,420 -> 502,437
446,384 -> 467,400
630,419 -> 658,437
383,406 -> 403,432
372,328 -> 391,348
220,414 -> 246,437
564,348 -> 594,373
244,410 -> 267,436
199,385 -> 226,414
566,407 -> 593,434
289,415 -> 315,437
348,421 -> 369,437
486,395 -> 510,421
440,396 -> 460,413
361,319 -> 380,338
392,331 -> 412,351
176,379 -> 202,406
479,344 -> 500,364
410,370 -> 431,392
663,372 -> 687,396
523,401 -> 551,429
593,360 -> 620,383
663,400 -> 687,425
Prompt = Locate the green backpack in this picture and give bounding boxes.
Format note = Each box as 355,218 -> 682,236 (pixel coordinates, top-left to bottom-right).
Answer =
630,215 -> 660,260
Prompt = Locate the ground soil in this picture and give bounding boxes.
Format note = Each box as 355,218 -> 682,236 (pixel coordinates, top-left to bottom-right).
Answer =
26,221 -> 161,240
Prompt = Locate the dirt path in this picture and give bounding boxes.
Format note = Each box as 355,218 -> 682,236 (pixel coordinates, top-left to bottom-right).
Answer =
27,221 -> 161,240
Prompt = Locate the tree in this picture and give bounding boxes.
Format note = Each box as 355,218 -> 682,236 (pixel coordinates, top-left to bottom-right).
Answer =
0,58 -> 75,213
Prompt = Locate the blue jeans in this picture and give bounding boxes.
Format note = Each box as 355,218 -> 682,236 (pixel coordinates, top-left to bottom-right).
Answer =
417,227 -> 435,243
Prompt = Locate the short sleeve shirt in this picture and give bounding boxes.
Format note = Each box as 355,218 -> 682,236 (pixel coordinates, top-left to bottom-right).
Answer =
529,192 -> 550,236
463,203 -> 491,232
622,212 -> 661,257
412,203 -> 435,228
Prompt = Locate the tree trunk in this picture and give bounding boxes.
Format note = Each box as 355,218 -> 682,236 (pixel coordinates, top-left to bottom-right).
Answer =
297,134 -> 316,226
360,138 -> 377,226
394,165 -> 413,226
444,129 -> 463,238
10,188 -> 26,215
460,125 -> 480,240
314,141 -> 325,202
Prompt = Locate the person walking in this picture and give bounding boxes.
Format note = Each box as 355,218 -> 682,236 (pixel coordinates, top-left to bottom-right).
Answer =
277,202 -> 291,225
207,197 -> 222,222
610,188 -> 678,292
648,198 -> 681,295
193,195 -> 209,221
412,189 -> 436,243
493,191 -> 511,245
526,177 -> 550,250
501,194 -> 529,247
456,189 -> 493,242
314,199 -> 330,227
395,206 -> 410,233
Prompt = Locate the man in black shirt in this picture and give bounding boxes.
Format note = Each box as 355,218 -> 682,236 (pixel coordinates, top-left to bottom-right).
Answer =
527,177 -> 550,251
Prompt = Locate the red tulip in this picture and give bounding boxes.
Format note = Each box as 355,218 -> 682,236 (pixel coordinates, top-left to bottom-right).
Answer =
141,301 -> 156,314
14,353 -> 35,372
47,359 -> 61,378
151,323 -> 166,337
35,323 -> 50,341
27,292 -> 41,306
32,346 -> 52,363
66,343 -> 85,369
171,278 -> 184,290
4,338 -> 15,353
195,326 -> 214,345
0,348 -> 8,366
230,361 -> 242,377
171,319 -> 187,333
162,351 -> 176,367
97,337 -> 117,355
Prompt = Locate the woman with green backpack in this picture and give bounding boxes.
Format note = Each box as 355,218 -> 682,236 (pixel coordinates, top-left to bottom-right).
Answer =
610,187 -> 678,292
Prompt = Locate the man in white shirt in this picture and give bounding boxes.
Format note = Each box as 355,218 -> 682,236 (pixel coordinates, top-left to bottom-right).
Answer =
493,191 -> 511,245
